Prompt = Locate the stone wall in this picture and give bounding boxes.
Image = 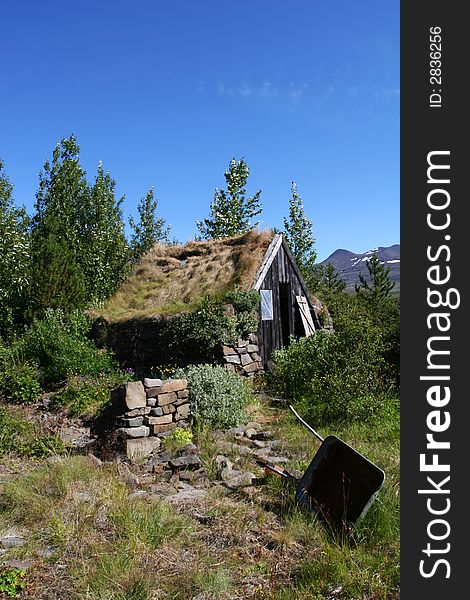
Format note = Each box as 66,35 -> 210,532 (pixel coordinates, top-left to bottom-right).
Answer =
220,333 -> 263,377
111,378 -> 190,460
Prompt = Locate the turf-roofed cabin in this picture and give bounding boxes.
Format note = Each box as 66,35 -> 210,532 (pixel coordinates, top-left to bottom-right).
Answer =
96,230 -> 321,373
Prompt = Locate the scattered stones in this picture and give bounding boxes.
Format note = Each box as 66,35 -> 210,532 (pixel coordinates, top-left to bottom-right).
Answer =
57,424 -> 93,448
0,535 -> 27,549
224,471 -> 257,489
86,454 -> 103,468
169,454 -> 202,470
125,436 -> 161,461
1,559 -> 33,571
165,487 -> 208,506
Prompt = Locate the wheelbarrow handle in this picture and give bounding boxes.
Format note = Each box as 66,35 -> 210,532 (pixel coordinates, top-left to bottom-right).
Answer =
288,405 -> 324,443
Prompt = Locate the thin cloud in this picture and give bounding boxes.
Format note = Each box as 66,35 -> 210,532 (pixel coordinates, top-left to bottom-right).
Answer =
215,81 -> 309,101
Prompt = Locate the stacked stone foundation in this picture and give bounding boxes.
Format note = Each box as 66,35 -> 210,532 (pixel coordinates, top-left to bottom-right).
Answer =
111,378 -> 190,460
220,333 -> 263,377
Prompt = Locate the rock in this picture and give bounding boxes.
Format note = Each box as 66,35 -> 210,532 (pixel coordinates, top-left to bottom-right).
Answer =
181,443 -> 198,454
86,454 -> 103,468
145,414 -> 173,426
126,437 -> 161,461
150,406 -> 164,416
117,426 -> 150,438
244,422 -> 262,431
157,392 -> 178,406
236,347 -> 248,354
222,345 -> 237,356
153,451 -> 174,464
176,404 -> 190,420
253,447 -> 272,459
146,397 -> 157,407
162,404 -> 176,415
0,535 -> 27,548
224,364 -> 236,373
124,406 -> 151,417
58,425 -> 91,448
117,463 -> 139,487
224,354 -> 241,365
73,491 -> 93,503
215,455 -> 233,476
151,423 -> 176,434
243,361 -> 262,373
227,426 -> 245,437
35,546 -> 58,559
120,416 -> 144,428
237,338 -> 249,347
219,441 -> 253,457
174,396 -> 190,407
169,454 -> 202,470
268,456 -> 290,464
165,487 -> 208,506
267,439 -> 283,450
144,378 -> 163,388
1,559 -> 32,571
159,379 -> 188,394
112,381 -> 146,411
128,490 -> 149,499
234,436 -> 256,448
244,428 -> 257,439
224,471 -> 257,489
250,352 -> 262,362
248,333 -> 259,344
177,388 -> 189,400
247,344 -> 259,353
251,431 -> 271,441
146,386 -> 162,398
240,353 -> 252,366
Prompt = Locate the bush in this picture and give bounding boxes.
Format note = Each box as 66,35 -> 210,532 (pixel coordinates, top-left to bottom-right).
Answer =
269,300 -> 391,425
17,309 -> 119,386
51,371 -> 132,418
162,428 -> 193,453
174,364 -> 251,429
0,357 -> 42,404
0,406 -> 65,458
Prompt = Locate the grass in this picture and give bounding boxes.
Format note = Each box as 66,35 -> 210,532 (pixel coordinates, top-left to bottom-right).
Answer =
0,396 -> 399,599
97,230 -> 274,322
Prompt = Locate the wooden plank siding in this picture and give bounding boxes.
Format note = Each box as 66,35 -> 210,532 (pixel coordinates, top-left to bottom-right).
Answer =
255,239 -> 320,366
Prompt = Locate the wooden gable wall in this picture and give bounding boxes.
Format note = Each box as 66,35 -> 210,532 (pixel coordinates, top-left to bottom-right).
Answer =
253,236 -> 320,365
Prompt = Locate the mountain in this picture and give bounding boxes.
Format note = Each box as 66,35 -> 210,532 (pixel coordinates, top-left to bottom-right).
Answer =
320,244 -> 400,292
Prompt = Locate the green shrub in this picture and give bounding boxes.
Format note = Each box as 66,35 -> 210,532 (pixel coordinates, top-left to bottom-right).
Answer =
0,406 -> 65,458
17,309 -> 119,386
162,428 -> 193,453
51,371 -> 131,417
0,358 -> 42,404
269,316 -> 389,425
0,567 -> 26,597
174,364 -> 251,429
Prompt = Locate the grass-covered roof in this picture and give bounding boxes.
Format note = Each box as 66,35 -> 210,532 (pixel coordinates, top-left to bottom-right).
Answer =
99,230 -> 274,322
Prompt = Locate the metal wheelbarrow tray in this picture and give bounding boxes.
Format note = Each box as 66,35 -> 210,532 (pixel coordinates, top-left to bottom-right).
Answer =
260,406 -> 385,533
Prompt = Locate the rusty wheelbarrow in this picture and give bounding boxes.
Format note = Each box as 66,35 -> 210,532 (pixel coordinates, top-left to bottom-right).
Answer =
259,405 -> 385,534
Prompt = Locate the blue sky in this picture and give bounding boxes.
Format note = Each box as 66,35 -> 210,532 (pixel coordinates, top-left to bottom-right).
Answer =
0,0 -> 399,262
